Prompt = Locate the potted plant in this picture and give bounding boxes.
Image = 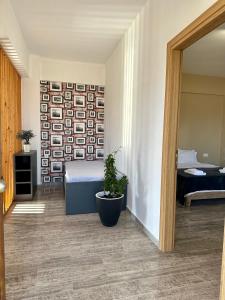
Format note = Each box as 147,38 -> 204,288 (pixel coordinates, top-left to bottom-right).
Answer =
96,150 -> 128,227
17,130 -> 35,153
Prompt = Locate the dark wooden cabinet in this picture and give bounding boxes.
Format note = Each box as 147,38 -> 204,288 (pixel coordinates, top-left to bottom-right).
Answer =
14,151 -> 37,200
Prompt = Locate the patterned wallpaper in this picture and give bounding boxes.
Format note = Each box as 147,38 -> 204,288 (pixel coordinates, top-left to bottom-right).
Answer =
40,80 -> 104,183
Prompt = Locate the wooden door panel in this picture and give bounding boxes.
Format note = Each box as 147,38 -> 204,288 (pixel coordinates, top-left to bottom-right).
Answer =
0,48 -> 21,213
0,194 -> 5,300
0,47 -> 22,299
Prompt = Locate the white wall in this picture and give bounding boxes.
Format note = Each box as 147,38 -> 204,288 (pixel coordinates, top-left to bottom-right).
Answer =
105,0 -> 217,242
22,55 -> 105,184
0,0 -> 29,74
105,39 -> 124,168
22,56 -> 41,183
41,57 -> 105,84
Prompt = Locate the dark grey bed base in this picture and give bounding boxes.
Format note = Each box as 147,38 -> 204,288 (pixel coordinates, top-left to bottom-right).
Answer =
65,180 -> 127,215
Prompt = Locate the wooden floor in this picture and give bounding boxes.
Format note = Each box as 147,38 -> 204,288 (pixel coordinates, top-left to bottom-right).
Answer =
4,185 -> 224,299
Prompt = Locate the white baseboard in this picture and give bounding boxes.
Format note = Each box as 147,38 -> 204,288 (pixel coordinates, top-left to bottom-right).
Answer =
126,207 -> 159,248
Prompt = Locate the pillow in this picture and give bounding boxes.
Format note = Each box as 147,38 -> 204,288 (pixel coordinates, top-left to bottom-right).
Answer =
178,149 -> 198,164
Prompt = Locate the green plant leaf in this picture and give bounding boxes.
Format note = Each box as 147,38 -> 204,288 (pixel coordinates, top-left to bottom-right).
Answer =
16,130 -> 35,144
103,149 -> 128,198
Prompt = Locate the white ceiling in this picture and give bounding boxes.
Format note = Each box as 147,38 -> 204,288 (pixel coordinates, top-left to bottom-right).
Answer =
10,0 -> 146,63
183,24 -> 225,78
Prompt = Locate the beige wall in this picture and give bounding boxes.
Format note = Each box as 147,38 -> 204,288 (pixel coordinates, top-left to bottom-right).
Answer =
178,74 -> 225,165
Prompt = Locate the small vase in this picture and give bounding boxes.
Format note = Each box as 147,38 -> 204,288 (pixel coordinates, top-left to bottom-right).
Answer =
23,144 -> 31,153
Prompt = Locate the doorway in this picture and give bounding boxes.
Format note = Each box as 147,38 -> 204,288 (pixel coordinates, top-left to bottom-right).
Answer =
159,1 -> 225,252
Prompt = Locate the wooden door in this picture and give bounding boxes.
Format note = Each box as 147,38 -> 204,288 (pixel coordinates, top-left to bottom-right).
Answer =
0,47 -> 22,300
0,116 -> 5,299
0,47 -> 5,299
0,190 -> 5,300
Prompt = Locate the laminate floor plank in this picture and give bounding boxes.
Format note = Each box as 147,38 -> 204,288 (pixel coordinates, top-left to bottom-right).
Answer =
4,185 -> 224,299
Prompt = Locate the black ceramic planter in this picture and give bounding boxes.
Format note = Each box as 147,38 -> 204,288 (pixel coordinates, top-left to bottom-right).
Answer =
96,192 -> 124,227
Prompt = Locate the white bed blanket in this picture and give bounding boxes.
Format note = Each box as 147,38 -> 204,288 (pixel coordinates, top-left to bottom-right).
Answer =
177,162 -> 218,169
65,160 -> 104,183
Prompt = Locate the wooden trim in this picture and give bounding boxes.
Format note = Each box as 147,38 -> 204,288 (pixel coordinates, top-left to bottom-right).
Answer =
159,49 -> 182,251
169,1 -> 225,50
160,1 -> 225,252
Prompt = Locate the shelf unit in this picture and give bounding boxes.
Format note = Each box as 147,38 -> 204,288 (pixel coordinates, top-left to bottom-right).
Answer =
14,151 -> 37,200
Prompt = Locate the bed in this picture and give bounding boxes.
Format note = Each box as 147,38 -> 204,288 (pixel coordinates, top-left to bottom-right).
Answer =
177,149 -> 225,206
64,160 -> 127,215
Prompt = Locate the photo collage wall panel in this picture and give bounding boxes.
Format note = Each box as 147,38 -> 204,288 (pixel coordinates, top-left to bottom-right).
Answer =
40,80 -> 104,183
